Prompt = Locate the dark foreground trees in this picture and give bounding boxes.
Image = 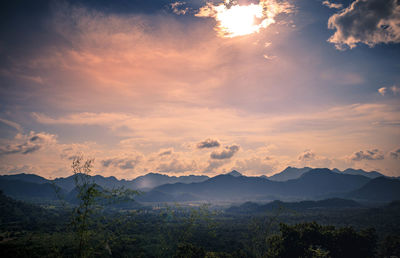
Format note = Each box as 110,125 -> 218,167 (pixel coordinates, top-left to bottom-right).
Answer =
266,222 -> 377,258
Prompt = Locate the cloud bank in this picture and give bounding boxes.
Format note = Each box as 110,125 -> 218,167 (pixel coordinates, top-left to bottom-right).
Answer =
0,132 -> 56,156
350,149 -> 384,161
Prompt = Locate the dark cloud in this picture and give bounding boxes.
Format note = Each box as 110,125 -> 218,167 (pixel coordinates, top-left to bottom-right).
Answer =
101,157 -> 141,170
390,148 -> 400,159
328,0 -> 400,49
197,138 -> 221,149
210,145 -> 240,159
0,132 -> 56,156
350,149 -> 384,161
159,150 -> 172,156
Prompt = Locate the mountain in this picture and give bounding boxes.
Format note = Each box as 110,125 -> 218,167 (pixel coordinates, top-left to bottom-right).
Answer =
3,168 -> 396,204
0,190 -> 55,226
267,167 -> 312,181
3,172 -> 210,192
53,174 -> 130,192
142,168 -> 370,202
347,177 -> 400,202
226,198 -> 361,214
226,170 -> 242,177
130,173 -> 209,190
283,169 -> 370,197
266,167 -> 384,182
339,168 -> 384,179
0,173 -> 49,184
0,178 -> 65,202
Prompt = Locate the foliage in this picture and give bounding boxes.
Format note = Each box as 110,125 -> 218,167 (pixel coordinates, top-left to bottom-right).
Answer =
69,155 -> 138,258
267,222 -> 377,258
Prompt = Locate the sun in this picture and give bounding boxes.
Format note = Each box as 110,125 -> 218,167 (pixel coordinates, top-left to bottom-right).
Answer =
215,4 -> 265,37
196,0 -> 291,38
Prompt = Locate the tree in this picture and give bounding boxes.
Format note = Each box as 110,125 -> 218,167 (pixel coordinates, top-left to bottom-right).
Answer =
266,222 -> 377,258
70,155 -> 138,257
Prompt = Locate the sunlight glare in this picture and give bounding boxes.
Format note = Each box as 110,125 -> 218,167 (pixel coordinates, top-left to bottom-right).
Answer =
216,4 -> 264,37
196,0 -> 291,38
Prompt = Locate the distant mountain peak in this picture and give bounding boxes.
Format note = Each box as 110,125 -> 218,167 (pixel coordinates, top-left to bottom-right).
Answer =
227,170 -> 242,177
268,167 -> 312,182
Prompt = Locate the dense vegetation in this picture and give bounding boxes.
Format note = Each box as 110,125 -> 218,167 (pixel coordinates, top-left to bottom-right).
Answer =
1,159 -> 399,257
1,190 -> 400,257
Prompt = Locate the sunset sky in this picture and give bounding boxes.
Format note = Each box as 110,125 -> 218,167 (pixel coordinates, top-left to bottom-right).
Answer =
0,0 -> 399,179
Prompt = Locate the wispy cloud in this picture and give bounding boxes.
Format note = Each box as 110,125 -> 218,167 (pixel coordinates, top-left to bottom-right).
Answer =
322,1 -> 343,9
0,118 -> 23,132
170,1 -> 189,15
102,156 -> 142,170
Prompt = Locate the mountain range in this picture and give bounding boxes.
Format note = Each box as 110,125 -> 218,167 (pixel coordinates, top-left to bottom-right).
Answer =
0,167 -> 398,204
266,167 -> 384,181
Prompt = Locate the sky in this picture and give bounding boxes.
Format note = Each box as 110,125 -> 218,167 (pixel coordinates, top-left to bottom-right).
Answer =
0,0 -> 399,179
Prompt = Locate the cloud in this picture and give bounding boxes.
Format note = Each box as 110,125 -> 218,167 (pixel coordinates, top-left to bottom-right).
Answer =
328,0 -> 400,49
101,156 -> 141,170
298,150 -> 316,161
350,149 -> 384,161
322,1 -> 343,9
159,149 -> 173,156
391,85 -> 400,95
195,0 -> 292,37
0,118 -> 23,132
157,158 -> 197,173
0,131 -> 57,156
170,2 -> 189,15
378,85 -> 400,96
203,159 -> 228,173
210,144 -> 240,159
233,157 -> 275,175
33,112 -> 131,126
389,148 -> 400,159
197,138 -> 221,149
378,87 -> 388,96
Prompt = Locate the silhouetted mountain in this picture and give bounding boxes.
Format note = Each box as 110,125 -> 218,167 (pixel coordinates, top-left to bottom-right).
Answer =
4,168 -> 397,204
53,174 -> 130,192
144,168 -> 370,202
226,198 -> 361,214
130,173 -> 209,190
347,177 -> 400,202
339,168 -> 384,179
0,173 -> 49,184
52,173 -> 209,191
267,167 -> 312,181
0,178 -> 65,202
283,169 -> 370,197
226,170 -> 242,177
